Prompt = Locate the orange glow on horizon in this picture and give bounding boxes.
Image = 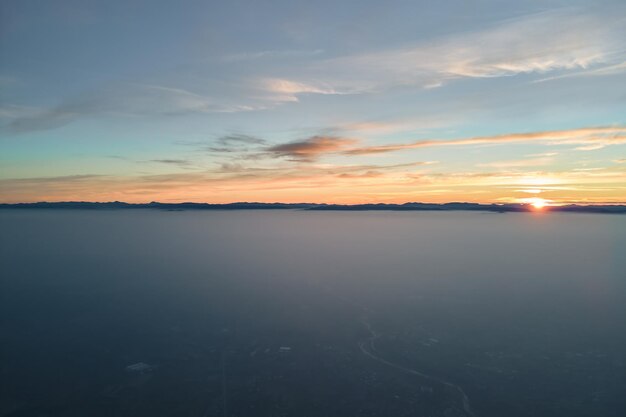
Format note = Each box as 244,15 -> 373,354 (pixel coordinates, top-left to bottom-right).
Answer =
1,169 -> 624,206
527,197 -> 548,210
532,200 -> 546,210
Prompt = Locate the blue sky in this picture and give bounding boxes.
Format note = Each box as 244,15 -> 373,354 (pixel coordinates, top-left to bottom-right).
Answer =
1,0 -> 625,204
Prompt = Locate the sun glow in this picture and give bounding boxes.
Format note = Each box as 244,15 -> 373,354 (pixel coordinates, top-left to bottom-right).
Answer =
514,197 -> 550,209
530,198 -> 547,210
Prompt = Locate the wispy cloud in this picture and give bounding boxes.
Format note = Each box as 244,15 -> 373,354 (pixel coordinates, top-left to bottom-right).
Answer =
337,170 -> 383,179
148,159 -> 195,169
534,60 -> 626,83
259,78 -> 344,102
527,152 -> 559,157
335,116 -> 452,135
278,9 -> 626,93
222,49 -> 324,62
4,7 -> 625,138
205,134 -> 268,153
343,126 -> 626,155
0,104 -> 40,119
216,134 -> 266,146
478,157 -> 555,169
2,84 -> 266,134
129,84 -> 262,114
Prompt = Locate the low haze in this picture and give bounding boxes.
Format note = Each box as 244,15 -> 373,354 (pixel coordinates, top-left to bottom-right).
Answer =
1,210 -> 625,416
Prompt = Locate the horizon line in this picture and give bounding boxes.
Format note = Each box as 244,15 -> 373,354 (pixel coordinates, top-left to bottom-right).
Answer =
2,200 -> 626,214
2,200 -> 626,206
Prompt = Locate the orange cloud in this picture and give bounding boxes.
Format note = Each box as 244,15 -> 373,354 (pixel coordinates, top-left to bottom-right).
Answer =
343,126 -> 626,155
267,136 -> 358,161
477,157 -> 554,169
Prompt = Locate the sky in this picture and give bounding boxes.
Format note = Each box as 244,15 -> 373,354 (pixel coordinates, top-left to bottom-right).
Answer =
1,0 -> 625,205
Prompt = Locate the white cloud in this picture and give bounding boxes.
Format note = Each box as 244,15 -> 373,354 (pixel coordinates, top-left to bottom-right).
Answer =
259,78 -> 344,102
534,60 -> 626,83
281,9 -> 626,92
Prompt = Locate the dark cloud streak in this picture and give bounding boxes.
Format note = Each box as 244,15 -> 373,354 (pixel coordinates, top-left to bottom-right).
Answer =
266,135 -> 357,161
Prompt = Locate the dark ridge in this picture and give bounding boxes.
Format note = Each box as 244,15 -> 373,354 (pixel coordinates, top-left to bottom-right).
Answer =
308,202 -> 527,212
1,201 -> 625,213
0,201 -> 320,210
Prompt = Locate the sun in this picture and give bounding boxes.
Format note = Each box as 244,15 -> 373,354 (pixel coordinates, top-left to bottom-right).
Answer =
531,198 -> 547,210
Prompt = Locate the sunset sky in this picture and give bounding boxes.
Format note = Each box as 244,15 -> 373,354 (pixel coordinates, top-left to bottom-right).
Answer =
1,0 -> 625,204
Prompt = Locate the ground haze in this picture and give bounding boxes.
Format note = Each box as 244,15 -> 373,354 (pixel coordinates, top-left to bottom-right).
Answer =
1,210 -> 625,417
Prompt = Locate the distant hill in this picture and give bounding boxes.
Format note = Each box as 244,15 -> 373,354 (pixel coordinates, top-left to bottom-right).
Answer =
0,201 -> 315,210
1,201 -> 625,214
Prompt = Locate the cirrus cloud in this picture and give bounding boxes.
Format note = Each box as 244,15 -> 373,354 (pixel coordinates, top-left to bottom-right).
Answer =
275,9 -> 626,93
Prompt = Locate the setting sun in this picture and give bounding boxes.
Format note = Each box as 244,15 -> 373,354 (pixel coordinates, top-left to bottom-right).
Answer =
531,198 -> 547,209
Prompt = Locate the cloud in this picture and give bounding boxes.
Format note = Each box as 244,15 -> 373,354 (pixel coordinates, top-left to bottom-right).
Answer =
198,125 -> 623,166
527,152 -> 558,157
267,136 -> 358,161
149,159 -> 193,168
213,161 -> 434,177
574,144 -> 606,151
259,78 -> 344,102
343,126 -> 626,155
0,104 -> 40,119
222,49 -> 324,62
205,134 -> 268,153
336,117 -> 451,135
534,60 -> 626,83
2,84 -> 266,134
337,170 -> 383,179
114,84 -> 272,115
2,174 -> 103,184
5,107 -> 80,134
216,134 -> 266,146
5,9 -> 625,135
278,9 -> 626,93
478,157 -> 554,169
